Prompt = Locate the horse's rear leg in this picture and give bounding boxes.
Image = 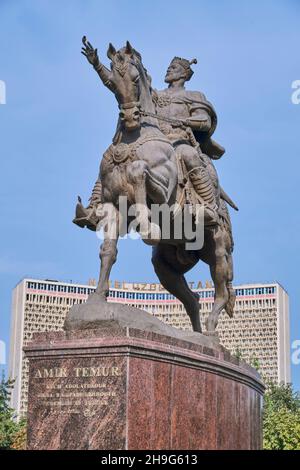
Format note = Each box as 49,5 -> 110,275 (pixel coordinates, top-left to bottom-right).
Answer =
206,228 -> 229,332
152,245 -> 202,332
95,203 -> 119,299
225,252 -> 236,318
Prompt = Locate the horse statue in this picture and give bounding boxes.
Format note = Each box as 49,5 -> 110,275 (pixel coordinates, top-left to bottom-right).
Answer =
72,38 -> 236,335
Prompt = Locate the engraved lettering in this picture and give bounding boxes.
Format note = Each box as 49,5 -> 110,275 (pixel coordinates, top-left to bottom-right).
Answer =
34,367 -> 68,378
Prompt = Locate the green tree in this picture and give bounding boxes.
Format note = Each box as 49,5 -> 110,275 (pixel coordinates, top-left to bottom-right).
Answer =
0,373 -> 26,450
10,425 -> 27,450
233,348 -> 243,360
249,354 -> 260,372
263,382 -> 300,450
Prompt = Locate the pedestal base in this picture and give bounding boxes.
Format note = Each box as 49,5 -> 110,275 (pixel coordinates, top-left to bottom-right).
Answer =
25,327 -> 264,450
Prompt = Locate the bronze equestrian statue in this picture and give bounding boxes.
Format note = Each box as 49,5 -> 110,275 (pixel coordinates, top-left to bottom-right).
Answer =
73,37 -> 238,334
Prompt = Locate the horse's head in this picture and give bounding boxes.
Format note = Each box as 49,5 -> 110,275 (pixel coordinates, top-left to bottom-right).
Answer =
107,41 -> 149,131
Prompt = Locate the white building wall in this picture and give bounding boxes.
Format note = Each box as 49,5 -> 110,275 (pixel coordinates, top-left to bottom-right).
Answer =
8,280 -> 26,416
285,293 -> 291,383
277,286 -> 291,383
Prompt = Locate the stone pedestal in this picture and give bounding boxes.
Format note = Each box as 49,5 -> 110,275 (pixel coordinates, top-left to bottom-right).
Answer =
25,327 -> 264,450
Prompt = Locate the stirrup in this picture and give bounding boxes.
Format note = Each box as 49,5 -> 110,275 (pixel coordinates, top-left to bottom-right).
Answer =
73,197 -> 99,231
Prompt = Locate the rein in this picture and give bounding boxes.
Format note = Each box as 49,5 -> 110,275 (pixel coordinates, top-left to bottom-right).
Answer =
140,108 -> 186,128
141,108 -> 199,149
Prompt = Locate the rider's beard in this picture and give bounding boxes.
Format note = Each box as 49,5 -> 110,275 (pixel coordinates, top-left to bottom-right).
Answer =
164,73 -> 173,83
164,72 -> 185,84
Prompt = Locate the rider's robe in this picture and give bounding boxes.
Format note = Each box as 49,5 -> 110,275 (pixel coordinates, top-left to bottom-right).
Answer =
153,89 -> 225,160
154,88 -> 235,229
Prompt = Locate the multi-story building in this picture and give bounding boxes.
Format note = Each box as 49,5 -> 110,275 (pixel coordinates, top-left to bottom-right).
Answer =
9,278 -> 290,417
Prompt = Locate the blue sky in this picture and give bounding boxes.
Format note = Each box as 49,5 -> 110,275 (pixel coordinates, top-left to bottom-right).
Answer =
0,0 -> 299,389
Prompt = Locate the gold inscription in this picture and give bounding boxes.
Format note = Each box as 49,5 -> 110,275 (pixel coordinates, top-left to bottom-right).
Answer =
34,366 -> 121,379
74,366 -> 121,378
33,363 -> 123,416
34,367 -> 67,379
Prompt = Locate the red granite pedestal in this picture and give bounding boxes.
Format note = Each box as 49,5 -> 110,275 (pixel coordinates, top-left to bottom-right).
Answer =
24,327 -> 264,450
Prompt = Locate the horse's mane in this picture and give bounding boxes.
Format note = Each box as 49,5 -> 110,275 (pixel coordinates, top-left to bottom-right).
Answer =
112,47 -> 152,94
131,49 -> 153,92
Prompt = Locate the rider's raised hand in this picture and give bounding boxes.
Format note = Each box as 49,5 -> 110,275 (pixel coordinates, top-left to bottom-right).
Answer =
81,36 -> 100,68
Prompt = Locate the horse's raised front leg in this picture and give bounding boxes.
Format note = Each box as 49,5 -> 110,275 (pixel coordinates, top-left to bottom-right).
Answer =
95,203 -> 119,299
126,160 -> 161,244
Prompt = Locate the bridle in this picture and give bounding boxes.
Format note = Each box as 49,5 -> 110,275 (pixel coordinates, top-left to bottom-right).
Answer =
119,101 -> 141,111
115,59 -> 192,133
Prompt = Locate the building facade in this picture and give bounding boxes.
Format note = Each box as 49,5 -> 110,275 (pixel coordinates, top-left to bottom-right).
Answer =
9,278 -> 290,416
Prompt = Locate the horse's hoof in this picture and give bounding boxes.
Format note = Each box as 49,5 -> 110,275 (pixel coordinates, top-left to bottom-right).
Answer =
141,223 -> 161,245
205,316 -> 217,333
203,330 -> 220,342
89,291 -> 108,303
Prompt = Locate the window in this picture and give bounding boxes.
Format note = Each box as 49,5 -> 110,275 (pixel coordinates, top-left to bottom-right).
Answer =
157,294 -> 165,300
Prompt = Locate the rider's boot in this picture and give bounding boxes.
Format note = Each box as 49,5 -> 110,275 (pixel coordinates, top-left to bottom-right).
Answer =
73,179 -> 102,231
188,166 -> 218,226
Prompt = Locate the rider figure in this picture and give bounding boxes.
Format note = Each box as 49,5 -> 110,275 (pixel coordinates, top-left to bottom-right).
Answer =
153,56 -> 226,225
74,50 -> 236,230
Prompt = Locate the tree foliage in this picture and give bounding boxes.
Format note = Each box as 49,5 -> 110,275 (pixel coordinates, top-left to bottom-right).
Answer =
10,424 -> 27,450
263,382 -> 300,450
0,373 -> 26,450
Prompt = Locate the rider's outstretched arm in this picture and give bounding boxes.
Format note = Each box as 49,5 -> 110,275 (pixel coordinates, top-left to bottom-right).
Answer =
81,36 -> 114,91
93,62 -> 114,91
